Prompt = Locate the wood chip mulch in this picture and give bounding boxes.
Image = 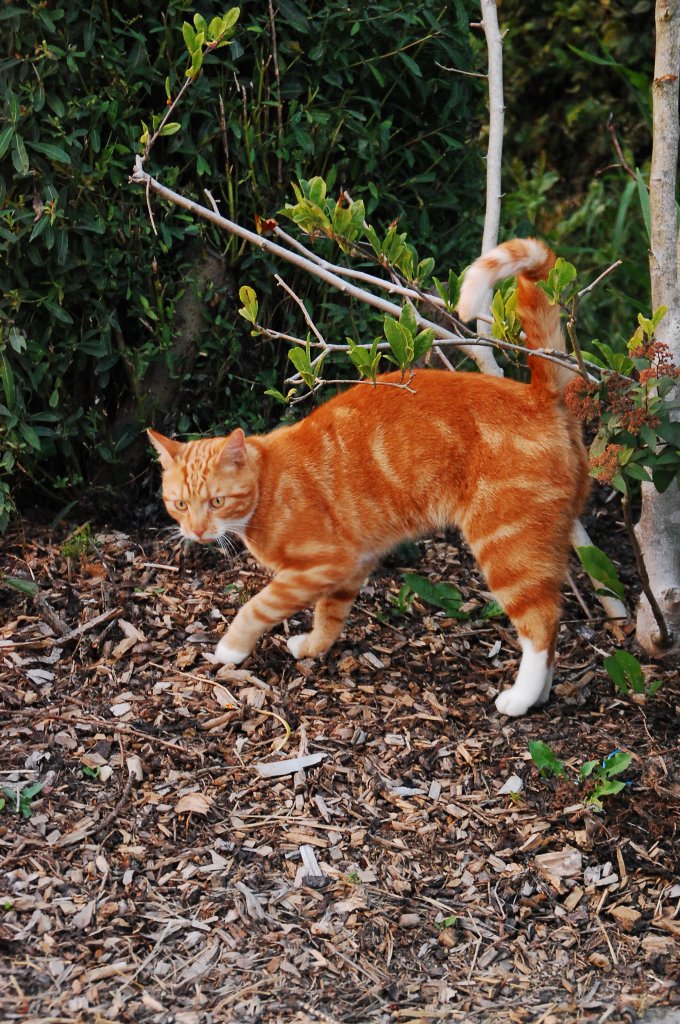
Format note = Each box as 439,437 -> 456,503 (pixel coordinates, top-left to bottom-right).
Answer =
1,519 -> 679,1024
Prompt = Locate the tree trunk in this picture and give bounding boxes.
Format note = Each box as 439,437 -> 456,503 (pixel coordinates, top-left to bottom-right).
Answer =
635,0 -> 680,654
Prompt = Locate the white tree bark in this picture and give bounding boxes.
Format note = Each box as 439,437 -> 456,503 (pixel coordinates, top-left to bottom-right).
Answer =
635,0 -> 680,653
472,0 -> 505,377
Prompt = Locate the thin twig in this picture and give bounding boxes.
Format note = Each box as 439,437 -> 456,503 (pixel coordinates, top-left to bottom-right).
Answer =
566,571 -> 593,621
145,175 -> 157,236
577,259 -> 623,300
606,114 -> 637,182
435,60 -> 487,79
142,74 -> 194,165
275,275 -> 327,347
565,301 -> 590,380
285,374 -> 417,404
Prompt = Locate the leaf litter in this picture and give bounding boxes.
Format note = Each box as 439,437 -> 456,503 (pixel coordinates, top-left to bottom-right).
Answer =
0,518 -> 678,1023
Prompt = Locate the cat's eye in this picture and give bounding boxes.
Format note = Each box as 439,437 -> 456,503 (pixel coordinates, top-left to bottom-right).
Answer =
174,499 -> 188,511
210,496 -> 226,508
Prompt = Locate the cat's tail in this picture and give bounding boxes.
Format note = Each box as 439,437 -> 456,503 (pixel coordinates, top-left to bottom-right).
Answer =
457,238 -> 570,394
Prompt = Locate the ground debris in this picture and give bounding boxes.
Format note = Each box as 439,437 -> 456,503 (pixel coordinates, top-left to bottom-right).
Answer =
0,521 -> 679,1022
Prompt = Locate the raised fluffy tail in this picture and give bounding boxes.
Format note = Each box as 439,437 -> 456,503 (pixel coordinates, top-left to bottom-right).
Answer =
457,238 -> 569,393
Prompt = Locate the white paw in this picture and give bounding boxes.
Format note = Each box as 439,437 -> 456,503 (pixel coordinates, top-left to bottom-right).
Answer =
214,637 -> 249,665
495,687 -> 532,718
287,633 -> 310,659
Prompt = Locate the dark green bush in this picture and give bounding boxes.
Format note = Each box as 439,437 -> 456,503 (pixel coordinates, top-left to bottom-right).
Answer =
500,0 -> 655,344
0,0 -> 484,528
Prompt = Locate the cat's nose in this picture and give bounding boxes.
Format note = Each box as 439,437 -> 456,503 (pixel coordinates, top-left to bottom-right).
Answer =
194,527 -> 207,539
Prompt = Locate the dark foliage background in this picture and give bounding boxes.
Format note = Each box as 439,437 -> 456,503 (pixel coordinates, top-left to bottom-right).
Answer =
0,0 -> 658,527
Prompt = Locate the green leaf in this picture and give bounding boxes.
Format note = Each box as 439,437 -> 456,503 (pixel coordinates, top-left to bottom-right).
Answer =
28,141 -> 72,164
12,134 -> 30,175
401,573 -> 467,618
578,760 -> 599,781
29,216 -> 50,243
529,740 -> 567,779
575,545 -> 625,600
1,574 -> 39,596
182,21 -> 197,52
238,285 -> 258,324
383,316 -> 412,370
604,650 -> 645,695
159,122 -> 181,137
187,47 -> 204,78
480,600 -> 504,619
623,463 -> 651,482
399,303 -> 417,336
601,750 -> 632,777
0,125 -> 14,160
413,328 -> 434,360
220,8 -> 241,33
0,351 -> 15,408
635,168 -> 651,244
288,346 -> 318,389
363,224 -> 382,257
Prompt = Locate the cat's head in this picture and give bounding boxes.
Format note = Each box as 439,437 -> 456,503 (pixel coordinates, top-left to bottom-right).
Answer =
147,428 -> 258,543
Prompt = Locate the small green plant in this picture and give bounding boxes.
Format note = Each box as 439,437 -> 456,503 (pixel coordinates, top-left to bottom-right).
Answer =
395,573 -> 467,618
60,522 -> 94,561
82,766 -> 100,779
529,740 -> 568,779
604,649 -> 663,698
390,573 -> 503,622
578,750 -> 632,811
345,870 -> 361,884
529,742 -> 632,811
569,308 -> 680,495
435,914 -> 458,930
2,780 -> 44,819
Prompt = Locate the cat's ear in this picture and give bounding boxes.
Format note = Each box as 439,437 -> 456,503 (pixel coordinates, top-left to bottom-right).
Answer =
219,428 -> 247,468
147,429 -> 184,471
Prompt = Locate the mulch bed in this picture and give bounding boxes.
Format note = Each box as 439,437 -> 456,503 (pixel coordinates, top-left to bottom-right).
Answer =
1,511 -> 679,1024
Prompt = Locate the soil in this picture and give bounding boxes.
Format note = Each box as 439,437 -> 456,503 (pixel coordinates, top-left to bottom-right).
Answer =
1,499 -> 678,1024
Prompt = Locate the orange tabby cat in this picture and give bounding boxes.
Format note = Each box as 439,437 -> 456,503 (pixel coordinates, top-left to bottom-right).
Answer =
148,238 -> 589,716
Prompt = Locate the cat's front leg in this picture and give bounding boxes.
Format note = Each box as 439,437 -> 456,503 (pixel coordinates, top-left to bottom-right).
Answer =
214,566 -> 348,665
287,572 -> 368,659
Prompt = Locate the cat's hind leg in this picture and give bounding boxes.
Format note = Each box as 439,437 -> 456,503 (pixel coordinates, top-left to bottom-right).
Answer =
287,569 -> 370,660
492,584 -> 561,716
467,519 -> 566,716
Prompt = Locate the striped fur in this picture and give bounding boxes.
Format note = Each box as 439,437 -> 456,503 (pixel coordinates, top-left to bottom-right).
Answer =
149,239 -> 589,716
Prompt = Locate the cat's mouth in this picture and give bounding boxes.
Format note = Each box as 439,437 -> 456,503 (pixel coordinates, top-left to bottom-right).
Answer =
183,529 -> 217,543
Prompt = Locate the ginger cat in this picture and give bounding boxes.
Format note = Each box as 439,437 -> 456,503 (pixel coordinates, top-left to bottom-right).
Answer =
148,238 -> 589,716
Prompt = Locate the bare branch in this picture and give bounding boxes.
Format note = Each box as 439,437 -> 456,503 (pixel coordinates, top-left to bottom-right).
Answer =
131,158 -> 454,337
435,61 -> 487,80
272,225 -> 449,309
577,259 -> 622,299
274,274 -> 327,348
